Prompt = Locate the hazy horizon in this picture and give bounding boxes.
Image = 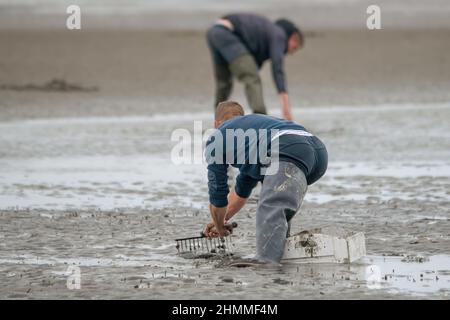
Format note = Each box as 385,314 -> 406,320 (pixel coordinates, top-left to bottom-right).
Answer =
1,0 -> 450,30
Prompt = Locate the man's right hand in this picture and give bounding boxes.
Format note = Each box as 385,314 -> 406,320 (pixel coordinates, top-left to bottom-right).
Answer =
203,222 -> 217,237
209,203 -> 228,236
203,221 -> 234,237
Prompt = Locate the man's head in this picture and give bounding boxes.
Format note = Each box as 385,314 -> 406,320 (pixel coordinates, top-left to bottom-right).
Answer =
275,18 -> 304,54
214,100 -> 245,128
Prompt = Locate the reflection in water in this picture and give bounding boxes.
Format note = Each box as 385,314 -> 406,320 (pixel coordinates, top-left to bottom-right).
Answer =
279,255 -> 450,296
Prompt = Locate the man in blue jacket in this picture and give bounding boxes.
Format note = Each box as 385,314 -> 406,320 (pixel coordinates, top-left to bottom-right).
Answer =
204,101 -> 328,265
206,13 -> 303,120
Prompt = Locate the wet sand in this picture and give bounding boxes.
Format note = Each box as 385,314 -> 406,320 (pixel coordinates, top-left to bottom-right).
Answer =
1,28 -> 450,120
1,7 -> 450,299
0,103 -> 449,299
1,205 -> 450,300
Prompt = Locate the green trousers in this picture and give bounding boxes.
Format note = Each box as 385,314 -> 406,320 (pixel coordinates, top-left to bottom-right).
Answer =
213,54 -> 267,114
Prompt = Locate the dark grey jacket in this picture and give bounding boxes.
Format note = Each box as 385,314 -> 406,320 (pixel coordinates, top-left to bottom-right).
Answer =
223,13 -> 288,93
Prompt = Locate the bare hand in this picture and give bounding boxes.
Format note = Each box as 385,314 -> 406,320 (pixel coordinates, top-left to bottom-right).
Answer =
214,226 -> 230,237
203,221 -> 232,238
283,110 -> 293,121
279,92 -> 293,121
203,222 -> 216,237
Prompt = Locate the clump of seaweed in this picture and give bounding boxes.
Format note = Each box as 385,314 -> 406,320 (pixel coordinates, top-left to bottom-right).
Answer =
0,78 -> 98,92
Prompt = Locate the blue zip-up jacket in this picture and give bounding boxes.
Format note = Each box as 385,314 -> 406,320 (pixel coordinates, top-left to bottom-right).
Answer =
222,13 -> 288,93
206,114 -> 326,207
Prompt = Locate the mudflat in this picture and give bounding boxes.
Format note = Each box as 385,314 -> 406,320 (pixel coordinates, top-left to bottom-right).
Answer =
0,10 -> 449,299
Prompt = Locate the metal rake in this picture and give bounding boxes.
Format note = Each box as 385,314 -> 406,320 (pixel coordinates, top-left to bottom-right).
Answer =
175,222 -> 237,257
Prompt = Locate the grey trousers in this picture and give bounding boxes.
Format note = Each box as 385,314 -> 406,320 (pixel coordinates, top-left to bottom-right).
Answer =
213,54 -> 267,114
255,161 -> 308,263
206,25 -> 267,114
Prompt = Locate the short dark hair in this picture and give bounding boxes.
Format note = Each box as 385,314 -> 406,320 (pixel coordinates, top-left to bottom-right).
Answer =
275,18 -> 303,45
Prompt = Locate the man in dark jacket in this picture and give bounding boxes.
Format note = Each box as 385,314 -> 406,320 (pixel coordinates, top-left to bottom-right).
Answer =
206,13 -> 303,120
204,101 -> 327,265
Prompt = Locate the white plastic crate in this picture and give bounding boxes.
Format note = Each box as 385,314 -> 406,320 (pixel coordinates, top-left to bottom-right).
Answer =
281,229 -> 366,264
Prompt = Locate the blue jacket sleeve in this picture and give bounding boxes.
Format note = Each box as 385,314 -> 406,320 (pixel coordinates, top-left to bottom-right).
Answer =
270,33 -> 287,93
205,128 -> 229,207
207,163 -> 229,207
234,172 -> 258,199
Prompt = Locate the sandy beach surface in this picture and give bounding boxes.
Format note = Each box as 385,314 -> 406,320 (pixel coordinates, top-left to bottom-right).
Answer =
0,0 -> 450,299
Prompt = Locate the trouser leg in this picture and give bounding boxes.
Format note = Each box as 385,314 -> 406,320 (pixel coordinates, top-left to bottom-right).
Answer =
229,54 -> 267,114
255,161 -> 308,263
213,63 -> 233,109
